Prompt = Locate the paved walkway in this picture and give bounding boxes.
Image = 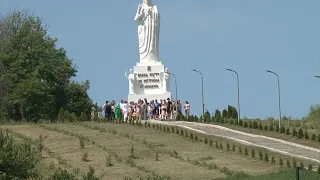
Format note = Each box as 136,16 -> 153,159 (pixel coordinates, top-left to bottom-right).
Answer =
149,120 -> 320,164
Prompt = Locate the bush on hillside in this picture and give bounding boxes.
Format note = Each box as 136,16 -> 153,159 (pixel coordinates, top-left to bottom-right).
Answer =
222,109 -> 227,120
297,128 -> 304,139
263,125 -> 268,131
243,122 -> 248,128
304,129 -> 309,139
258,123 -> 263,130
214,110 -> 222,122
311,133 -> 316,141
285,128 -> 290,135
269,124 -> 274,132
239,120 -> 243,126
292,128 -> 297,137
0,129 -> 40,179
249,121 -> 253,128
280,126 -> 285,134
253,121 -> 258,129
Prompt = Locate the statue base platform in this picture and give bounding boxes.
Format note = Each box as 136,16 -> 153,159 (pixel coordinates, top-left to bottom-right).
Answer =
127,61 -> 172,102
128,92 -> 172,103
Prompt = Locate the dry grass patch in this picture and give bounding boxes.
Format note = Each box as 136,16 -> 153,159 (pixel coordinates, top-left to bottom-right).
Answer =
84,122 -> 280,175
2,124 -> 147,180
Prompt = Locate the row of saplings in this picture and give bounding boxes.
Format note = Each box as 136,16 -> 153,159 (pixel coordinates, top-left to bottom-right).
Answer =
0,128 -> 101,180
107,118 -> 320,173
227,119 -> 320,142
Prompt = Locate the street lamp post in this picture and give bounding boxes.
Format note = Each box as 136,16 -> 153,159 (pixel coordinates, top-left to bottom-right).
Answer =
226,69 -> 240,124
191,69 -> 204,122
168,72 -> 178,120
265,70 -> 281,132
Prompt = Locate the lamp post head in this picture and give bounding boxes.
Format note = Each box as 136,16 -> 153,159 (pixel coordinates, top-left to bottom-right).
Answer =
265,70 -> 272,73
226,69 -> 232,71
191,69 -> 197,72
315,76 -> 320,78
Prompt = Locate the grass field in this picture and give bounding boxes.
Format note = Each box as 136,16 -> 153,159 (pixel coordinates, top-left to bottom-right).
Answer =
1,121 -> 320,180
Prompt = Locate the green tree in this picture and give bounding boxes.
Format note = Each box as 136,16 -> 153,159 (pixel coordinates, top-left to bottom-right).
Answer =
227,105 -> 238,119
214,109 -> 222,122
222,109 -> 227,120
0,10 -> 92,121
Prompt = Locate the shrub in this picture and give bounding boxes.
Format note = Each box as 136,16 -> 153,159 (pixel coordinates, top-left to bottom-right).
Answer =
300,162 -> 304,170
271,156 -> 275,164
251,149 -> 255,158
215,141 -> 219,148
292,128 -> 297,137
279,158 -> 283,166
129,144 -> 135,158
284,159 -> 291,168
238,146 -> 242,153
317,134 -> 320,142
106,153 -> 113,167
79,136 -> 85,149
219,142 -> 223,149
166,126 -> 170,133
258,123 -> 263,130
239,120 -> 243,126
304,130 -> 309,139
297,128 -> 304,139
0,130 -> 40,179
249,121 -> 253,128
243,122 -> 248,128
229,119 -> 234,125
244,148 -> 248,156
317,165 -> 320,174
311,133 -> 316,141
82,166 -> 100,180
190,133 -> 194,140
226,143 -> 230,151
269,124 -> 274,131
184,130 -> 188,137
194,135 -> 198,141
308,164 -> 313,171
276,125 -> 280,132
232,144 -> 235,152
51,168 -> 77,180
204,137 -> 208,144
209,139 -> 213,146
259,150 -> 263,160
82,152 -> 89,161
144,121 -> 147,127
175,128 -> 179,134
264,152 -> 269,162
171,126 -> 175,133
180,129 -> 184,136
253,121 -> 258,129
155,151 -> 159,161
263,125 -> 268,131
280,126 -> 285,134
285,128 -> 290,135
292,158 -> 297,168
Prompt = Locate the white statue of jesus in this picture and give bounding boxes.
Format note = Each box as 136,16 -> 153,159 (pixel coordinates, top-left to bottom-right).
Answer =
125,69 -> 135,94
134,0 -> 160,63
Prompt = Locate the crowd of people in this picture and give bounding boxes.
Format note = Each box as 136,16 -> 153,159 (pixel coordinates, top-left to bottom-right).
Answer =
102,98 -> 191,121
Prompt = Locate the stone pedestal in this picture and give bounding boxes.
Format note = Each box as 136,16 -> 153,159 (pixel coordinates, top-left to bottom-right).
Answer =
127,61 -> 171,102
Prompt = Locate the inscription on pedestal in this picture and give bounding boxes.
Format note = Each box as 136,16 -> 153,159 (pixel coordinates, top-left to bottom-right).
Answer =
136,72 -> 161,89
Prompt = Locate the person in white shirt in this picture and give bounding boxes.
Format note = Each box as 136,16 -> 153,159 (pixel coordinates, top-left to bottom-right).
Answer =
122,101 -> 129,121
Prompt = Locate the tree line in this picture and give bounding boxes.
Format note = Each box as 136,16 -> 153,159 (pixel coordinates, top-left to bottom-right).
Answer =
0,10 -> 93,122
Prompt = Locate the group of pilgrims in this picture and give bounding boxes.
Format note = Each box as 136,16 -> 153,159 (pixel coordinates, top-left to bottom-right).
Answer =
102,98 -> 191,121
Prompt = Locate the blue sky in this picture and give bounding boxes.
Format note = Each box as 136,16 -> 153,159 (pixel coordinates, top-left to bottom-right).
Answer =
1,0 -> 320,119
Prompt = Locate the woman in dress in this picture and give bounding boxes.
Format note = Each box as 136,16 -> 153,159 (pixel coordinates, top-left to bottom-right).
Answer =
184,101 -> 190,119
115,103 -> 121,119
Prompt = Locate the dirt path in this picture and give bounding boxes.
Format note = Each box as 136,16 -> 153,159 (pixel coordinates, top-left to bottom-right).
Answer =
150,120 -> 320,164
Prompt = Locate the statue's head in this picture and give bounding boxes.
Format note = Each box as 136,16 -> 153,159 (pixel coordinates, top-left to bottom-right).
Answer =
130,69 -> 133,73
143,0 -> 152,5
